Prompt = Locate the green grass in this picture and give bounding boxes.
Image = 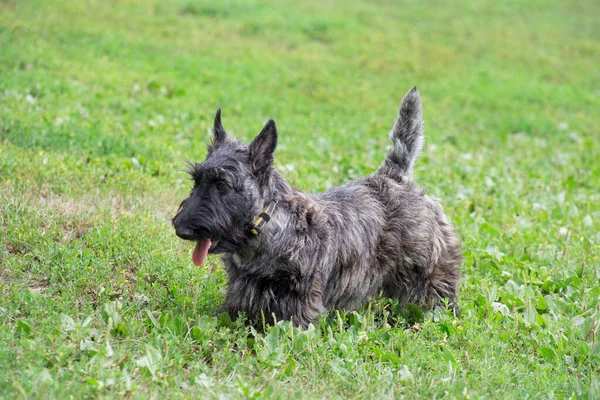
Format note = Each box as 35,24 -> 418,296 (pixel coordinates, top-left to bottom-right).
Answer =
1,0 -> 599,397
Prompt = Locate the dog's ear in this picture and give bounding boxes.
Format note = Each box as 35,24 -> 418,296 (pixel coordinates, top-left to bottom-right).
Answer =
249,119 -> 278,174
212,108 -> 227,145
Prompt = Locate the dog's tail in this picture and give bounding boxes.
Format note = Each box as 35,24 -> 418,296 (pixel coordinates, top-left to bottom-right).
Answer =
378,87 -> 424,180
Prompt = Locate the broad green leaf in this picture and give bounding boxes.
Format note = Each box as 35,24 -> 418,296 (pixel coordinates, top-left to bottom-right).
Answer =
16,320 -> 32,336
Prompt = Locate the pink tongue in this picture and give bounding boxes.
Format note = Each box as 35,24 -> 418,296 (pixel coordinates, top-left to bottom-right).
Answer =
192,239 -> 212,266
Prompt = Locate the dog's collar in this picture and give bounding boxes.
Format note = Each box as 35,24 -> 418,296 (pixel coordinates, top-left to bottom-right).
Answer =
245,201 -> 277,238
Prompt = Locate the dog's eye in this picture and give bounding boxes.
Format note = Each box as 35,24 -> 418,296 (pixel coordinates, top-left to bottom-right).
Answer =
215,182 -> 227,192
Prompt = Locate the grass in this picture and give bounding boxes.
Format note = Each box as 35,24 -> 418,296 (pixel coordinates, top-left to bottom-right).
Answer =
1,0 -> 599,397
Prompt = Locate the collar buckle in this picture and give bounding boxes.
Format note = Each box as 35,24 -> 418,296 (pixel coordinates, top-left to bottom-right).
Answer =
246,201 -> 277,237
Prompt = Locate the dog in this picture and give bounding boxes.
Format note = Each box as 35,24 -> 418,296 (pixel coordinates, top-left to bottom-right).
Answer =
172,88 -> 461,328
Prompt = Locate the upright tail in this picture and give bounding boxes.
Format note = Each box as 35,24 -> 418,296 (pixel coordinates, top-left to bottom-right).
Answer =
378,87 -> 424,180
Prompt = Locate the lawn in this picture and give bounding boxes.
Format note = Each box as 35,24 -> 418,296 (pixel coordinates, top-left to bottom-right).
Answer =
1,0 -> 599,398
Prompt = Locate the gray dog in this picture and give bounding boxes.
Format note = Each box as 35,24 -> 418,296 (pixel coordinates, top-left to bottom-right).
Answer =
172,88 -> 461,328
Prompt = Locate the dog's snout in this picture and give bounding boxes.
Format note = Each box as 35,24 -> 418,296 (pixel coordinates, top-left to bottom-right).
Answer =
173,212 -> 196,240
175,224 -> 196,241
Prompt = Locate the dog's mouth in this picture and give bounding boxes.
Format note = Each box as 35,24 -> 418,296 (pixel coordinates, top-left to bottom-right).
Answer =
192,238 -> 220,266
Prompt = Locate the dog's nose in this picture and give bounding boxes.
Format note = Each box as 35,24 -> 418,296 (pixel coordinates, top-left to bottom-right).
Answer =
175,224 -> 196,241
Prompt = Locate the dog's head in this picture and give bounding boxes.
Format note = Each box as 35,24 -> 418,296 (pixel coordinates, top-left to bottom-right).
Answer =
172,109 -> 278,265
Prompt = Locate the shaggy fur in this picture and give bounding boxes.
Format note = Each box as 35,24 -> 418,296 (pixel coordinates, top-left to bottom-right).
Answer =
172,88 -> 461,328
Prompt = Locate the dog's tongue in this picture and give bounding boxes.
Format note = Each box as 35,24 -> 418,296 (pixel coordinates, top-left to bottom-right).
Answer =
192,239 -> 212,266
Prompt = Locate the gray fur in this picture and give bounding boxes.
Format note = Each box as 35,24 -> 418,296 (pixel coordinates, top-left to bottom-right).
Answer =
172,88 -> 461,328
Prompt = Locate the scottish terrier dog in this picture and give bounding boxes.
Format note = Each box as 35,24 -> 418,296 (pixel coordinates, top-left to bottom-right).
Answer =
173,88 -> 461,328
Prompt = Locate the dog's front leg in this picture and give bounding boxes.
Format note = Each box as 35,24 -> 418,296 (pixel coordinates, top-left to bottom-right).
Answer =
221,270 -> 326,329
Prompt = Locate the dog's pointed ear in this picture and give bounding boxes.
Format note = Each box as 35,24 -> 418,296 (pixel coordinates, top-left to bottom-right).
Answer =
249,119 -> 278,173
213,108 -> 227,145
